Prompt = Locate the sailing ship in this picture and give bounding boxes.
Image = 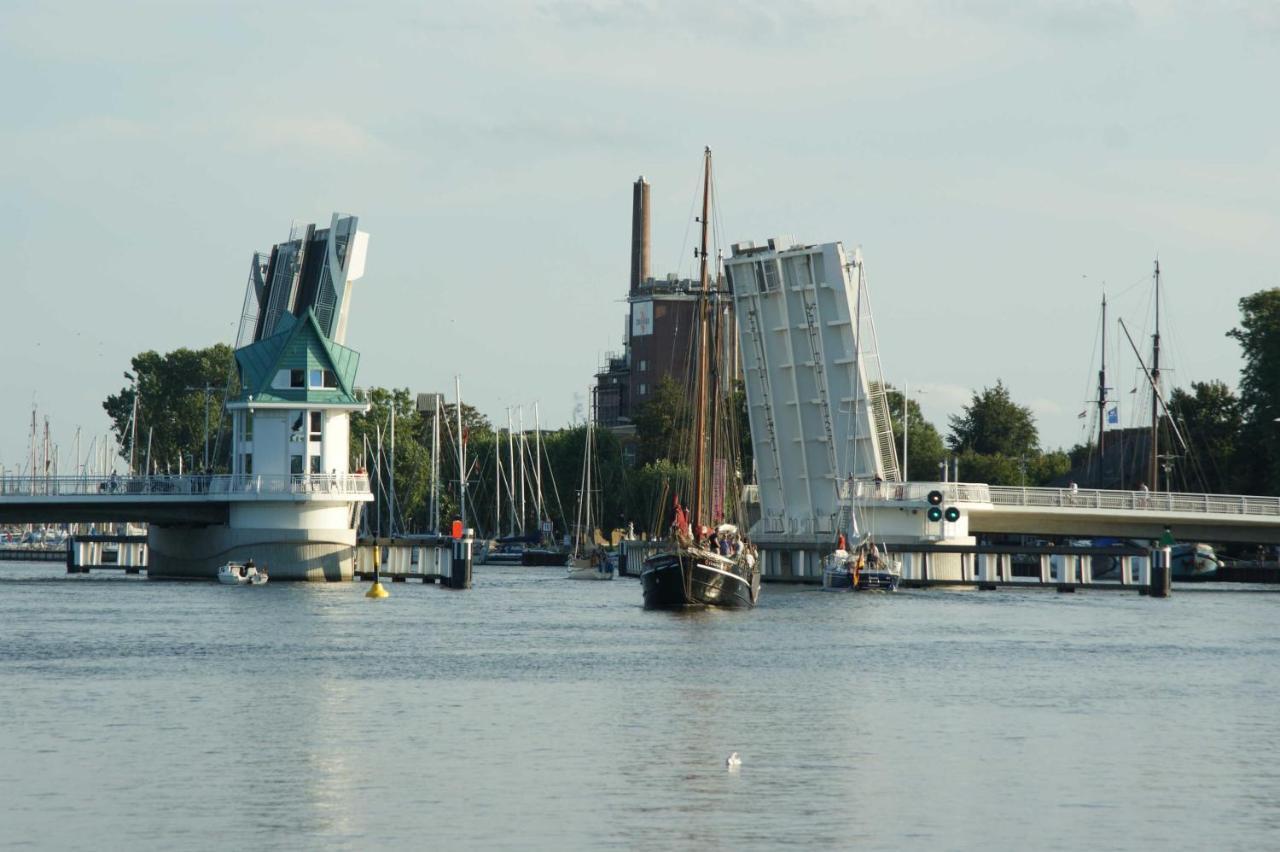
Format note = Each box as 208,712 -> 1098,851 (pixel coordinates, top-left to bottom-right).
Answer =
639,148 -> 761,609
567,404 -> 614,580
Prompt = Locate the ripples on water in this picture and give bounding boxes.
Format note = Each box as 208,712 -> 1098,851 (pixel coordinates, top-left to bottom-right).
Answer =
2,563 -> 1279,850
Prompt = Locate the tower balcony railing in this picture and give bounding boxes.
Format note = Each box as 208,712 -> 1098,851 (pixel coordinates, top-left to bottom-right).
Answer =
0,473 -> 372,499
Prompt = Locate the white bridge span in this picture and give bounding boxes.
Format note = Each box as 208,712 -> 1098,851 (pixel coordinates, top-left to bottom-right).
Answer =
831,482 -> 1280,546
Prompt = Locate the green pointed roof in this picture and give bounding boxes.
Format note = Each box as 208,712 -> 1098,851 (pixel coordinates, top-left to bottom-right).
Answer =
234,309 -> 361,405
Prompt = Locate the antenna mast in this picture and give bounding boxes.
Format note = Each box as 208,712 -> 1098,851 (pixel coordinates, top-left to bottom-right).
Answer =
690,146 -> 712,538
1097,294 -> 1108,470
1149,260 -> 1161,491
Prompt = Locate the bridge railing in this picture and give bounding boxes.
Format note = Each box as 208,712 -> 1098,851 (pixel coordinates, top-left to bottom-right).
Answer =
986,485 -> 1280,517
0,473 -> 371,498
848,480 -> 993,504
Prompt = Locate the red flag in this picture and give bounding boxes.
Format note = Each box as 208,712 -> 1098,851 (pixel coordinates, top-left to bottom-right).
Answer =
672,495 -> 689,536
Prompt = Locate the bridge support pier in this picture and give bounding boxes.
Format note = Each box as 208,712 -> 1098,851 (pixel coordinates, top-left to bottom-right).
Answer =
147,523 -> 356,581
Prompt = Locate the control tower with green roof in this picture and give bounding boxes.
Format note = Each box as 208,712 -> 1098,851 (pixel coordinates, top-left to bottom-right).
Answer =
146,214 -> 374,580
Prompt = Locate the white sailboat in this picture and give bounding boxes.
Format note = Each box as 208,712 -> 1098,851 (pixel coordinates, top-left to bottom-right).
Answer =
821,253 -> 900,592
567,402 -> 614,580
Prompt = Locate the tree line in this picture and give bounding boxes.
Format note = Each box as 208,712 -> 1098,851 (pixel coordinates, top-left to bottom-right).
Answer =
103,289 -> 1280,531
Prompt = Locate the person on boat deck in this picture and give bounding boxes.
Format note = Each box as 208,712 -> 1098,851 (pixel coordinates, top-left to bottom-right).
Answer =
719,535 -> 732,557
837,533 -> 847,552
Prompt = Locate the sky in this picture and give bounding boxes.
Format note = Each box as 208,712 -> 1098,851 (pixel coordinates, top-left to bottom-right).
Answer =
2,0 -> 1278,473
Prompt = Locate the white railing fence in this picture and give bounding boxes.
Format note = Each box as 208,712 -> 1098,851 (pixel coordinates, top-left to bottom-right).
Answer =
0,473 -> 371,499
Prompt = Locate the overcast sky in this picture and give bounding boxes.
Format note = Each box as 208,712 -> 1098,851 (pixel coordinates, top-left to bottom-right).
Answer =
2,0 -> 1277,474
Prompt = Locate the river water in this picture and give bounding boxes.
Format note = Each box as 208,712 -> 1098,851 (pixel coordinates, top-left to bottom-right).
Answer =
2,562 -> 1278,850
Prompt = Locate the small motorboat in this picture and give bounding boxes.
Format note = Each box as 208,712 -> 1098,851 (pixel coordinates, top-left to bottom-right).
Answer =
218,560 -> 268,585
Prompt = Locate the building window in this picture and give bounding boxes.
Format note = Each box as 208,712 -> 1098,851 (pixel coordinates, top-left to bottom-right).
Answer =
638,359 -> 647,372
309,411 -> 322,440
290,455 -> 304,475
638,383 -> 647,397
290,369 -> 305,388
307,368 -> 339,388
310,455 -> 322,474
241,454 -> 253,475
244,414 -> 253,441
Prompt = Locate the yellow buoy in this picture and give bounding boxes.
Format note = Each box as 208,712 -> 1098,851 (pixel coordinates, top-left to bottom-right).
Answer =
365,545 -> 388,598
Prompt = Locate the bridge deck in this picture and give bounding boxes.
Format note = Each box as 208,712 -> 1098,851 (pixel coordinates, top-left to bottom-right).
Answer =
0,474 -> 372,525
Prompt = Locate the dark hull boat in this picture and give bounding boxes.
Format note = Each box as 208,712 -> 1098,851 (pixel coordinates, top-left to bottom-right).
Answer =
521,548 -> 569,567
821,560 -> 900,591
641,549 -> 760,609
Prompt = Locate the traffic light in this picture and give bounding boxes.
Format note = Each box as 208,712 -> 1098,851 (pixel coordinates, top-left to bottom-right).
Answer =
927,490 -> 943,506
927,506 -> 943,522
944,506 -> 961,523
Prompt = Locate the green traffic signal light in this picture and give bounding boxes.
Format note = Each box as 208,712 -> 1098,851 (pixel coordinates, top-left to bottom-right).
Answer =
927,506 -> 943,522
945,506 -> 961,523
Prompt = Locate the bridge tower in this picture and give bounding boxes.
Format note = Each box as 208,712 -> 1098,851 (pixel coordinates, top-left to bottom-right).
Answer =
146,214 -> 374,580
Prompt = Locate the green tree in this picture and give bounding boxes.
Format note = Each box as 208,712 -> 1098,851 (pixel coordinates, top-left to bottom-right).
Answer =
885,387 -> 946,481
1227,289 -> 1280,494
622,458 -> 690,538
350,388 -> 430,534
947,380 -> 1039,457
103,345 -> 237,474
632,376 -> 688,466
1167,380 -> 1241,493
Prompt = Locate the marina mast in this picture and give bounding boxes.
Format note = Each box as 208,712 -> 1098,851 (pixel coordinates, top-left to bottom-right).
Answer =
690,147 -> 711,541
1149,260 -> 1161,491
1096,295 -> 1108,479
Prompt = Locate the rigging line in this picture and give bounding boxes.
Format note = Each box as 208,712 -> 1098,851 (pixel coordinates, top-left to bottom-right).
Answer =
675,159 -> 704,281
1075,300 -> 1105,456
1111,270 -> 1153,299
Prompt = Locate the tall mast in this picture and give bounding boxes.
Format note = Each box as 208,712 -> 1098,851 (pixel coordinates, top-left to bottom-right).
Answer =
494,423 -> 501,539
430,394 -> 441,533
1149,260 -> 1161,491
518,407 -> 526,533
690,146 -> 712,542
389,404 -> 397,536
456,375 -> 466,531
507,408 -> 516,536
1097,294 -> 1108,470
850,257 -> 863,537
534,402 -> 544,528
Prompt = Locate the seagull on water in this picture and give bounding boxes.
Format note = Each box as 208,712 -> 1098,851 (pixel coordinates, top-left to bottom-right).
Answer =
726,752 -> 741,770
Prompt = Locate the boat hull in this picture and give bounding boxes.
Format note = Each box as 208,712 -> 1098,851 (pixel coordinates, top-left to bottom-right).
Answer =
567,565 -> 615,580
482,545 -> 525,565
522,548 -> 568,567
1171,543 -> 1220,581
820,553 -> 900,592
640,551 -> 759,609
